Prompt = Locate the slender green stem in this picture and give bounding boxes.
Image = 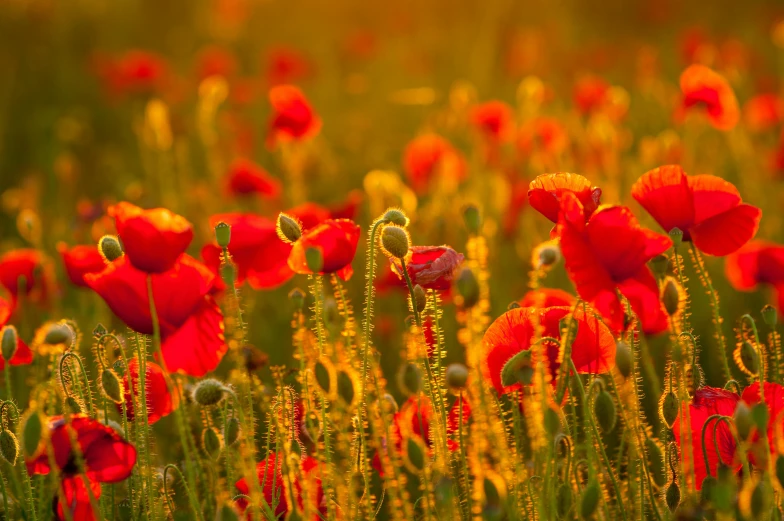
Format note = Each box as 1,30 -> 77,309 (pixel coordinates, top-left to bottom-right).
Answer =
163,464 -> 206,521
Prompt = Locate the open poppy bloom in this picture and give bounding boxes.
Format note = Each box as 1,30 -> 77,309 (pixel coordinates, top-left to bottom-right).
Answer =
573,75 -> 610,115
528,173 -> 602,224
56,476 -> 102,521
470,101 -> 514,142
118,358 -> 177,425
57,244 -> 107,288
110,202 -> 194,273
202,213 -> 295,290
517,117 -> 570,160
743,94 -> 784,133
235,451 -> 323,519
557,192 -> 671,334
740,382 -> 784,458
287,219 -> 361,281
672,387 -> 741,490
225,158 -> 282,199
267,85 -> 321,146
0,297 -> 33,371
519,288 -> 576,309
402,134 -> 467,195
86,255 -> 227,376
632,165 -> 761,256
27,414 -> 137,483
482,305 -> 616,395
726,241 -> 784,316
391,246 -> 464,291
678,64 -> 740,131
0,249 -> 51,307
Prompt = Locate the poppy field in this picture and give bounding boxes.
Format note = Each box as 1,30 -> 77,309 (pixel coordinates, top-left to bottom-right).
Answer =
3,0 -> 784,520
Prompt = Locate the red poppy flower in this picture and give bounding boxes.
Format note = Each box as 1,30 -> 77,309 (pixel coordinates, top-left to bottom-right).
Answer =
470,101 -> 514,142
0,297 -> 33,371
57,244 -> 107,288
519,288 -> 576,309
265,47 -> 313,86
267,85 -> 321,146
286,202 -> 332,230
741,382 -> 784,458
672,387 -> 741,490
195,45 -> 238,81
56,477 -> 102,521
225,158 -> 282,199
110,202 -> 194,274
118,359 -> 177,425
517,117 -> 570,159
202,213 -> 295,290
288,219 -> 361,281
27,415 -> 137,483
402,134 -> 467,195
573,76 -> 610,115
95,50 -> 167,97
391,246 -> 464,291
85,255 -> 227,376
632,165 -> 761,256
0,249 -> 51,306
528,173 -> 602,224
725,241 -> 784,291
482,305 -> 615,395
743,94 -> 784,133
235,451 -> 323,519
557,192 -> 671,334
328,190 -> 364,221
678,64 -> 740,131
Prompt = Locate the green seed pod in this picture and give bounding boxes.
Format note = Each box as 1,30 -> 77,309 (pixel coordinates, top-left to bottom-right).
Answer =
662,278 -> 681,316
214,221 -> 232,248
0,430 -> 19,465
405,437 -> 425,471
661,391 -> 680,428
462,205 -> 481,235
593,390 -> 616,432
645,439 -> 667,487
397,362 -> 422,396
445,363 -> 469,393
288,288 -> 306,309
22,411 -> 42,458
101,367 -> 124,404
381,225 -> 410,259
65,396 -> 82,414
762,305 -> 778,327
43,322 -> 74,349
382,208 -> 408,227
751,480 -> 772,519
734,401 -> 754,441
117,500 -> 133,521
192,378 -> 228,407
738,340 -> 760,375
224,417 -> 241,446
413,284 -> 427,313
216,503 -> 240,521
314,361 -> 332,394
666,482 -> 681,512
700,476 -> 716,505
1,326 -> 18,362
649,254 -> 669,278
276,213 -> 302,244
456,268 -> 480,308
337,371 -> 356,406
304,247 -> 323,273
556,484 -> 573,518
98,235 -> 124,262
615,340 -> 632,378
752,402 -> 770,432
537,244 -> 561,268
202,427 -> 222,459
669,227 -> 683,247
580,480 -> 600,519
501,350 -> 533,387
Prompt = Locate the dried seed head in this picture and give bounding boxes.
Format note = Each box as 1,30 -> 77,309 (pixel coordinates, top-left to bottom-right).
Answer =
660,391 -> 680,428
100,367 -> 124,404
0,430 -> 19,465
380,225 -> 410,259
615,340 -> 632,379
593,389 -> 617,432
276,213 -> 302,244
192,378 -> 229,407
304,247 -> 323,273
98,235 -> 124,263
382,208 -> 409,227
214,222 -> 231,248
669,227 -> 683,246
413,284 -> 427,313
1,325 -> 18,362
762,305 -> 778,327
445,363 -> 469,393
456,268 -> 479,308
662,277 -> 682,316
462,204 -> 481,235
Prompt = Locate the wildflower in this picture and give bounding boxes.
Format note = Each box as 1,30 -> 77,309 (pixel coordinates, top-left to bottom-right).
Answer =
26,414 -> 137,483
725,241 -> 784,290
672,387 -> 741,489
632,165 -> 761,256
391,246 -> 464,291
481,306 -> 616,395
57,244 -> 107,288
56,476 -> 102,521
573,75 -> 610,115
557,192 -> 671,334
85,255 -> 227,376
118,359 -> 177,425
743,94 -> 784,133
518,288 -> 576,309
109,202 -> 194,273
94,50 -> 167,97
740,382 -> 784,458
470,100 -> 514,142
267,85 -> 322,146
528,173 -> 602,224
677,64 -> 740,130
287,219 -> 361,280
0,249 -> 51,307
264,46 -> 313,86
516,117 -> 570,160
402,134 -> 466,195
225,158 -> 282,199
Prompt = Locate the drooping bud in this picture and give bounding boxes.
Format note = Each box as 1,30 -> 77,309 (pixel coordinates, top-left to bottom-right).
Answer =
1,325 -> 18,362
456,268 -> 479,308
535,243 -> 561,268
615,340 -> 632,378
700,476 -> 717,505
304,247 -> 323,273
762,305 -> 778,327
289,288 -> 306,309
397,362 -> 423,396
0,430 -> 19,465
192,378 -> 228,406
224,417 -> 241,446
661,391 -> 680,428
380,225 -> 410,259
214,222 -> 231,248
662,278 -> 681,316
580,480 -> 600,519
100,367 -> 124,404
669,227 -> 683,247
445,364 -> 469,393
593,389 -> 617,432
202,426 -> 222,459
734,401 -> 754,441
556,484 -> 573,519
501,350 -> 533,386
649,254 -> 669,278
21,411 -> 43,458
276,213 -> 302,244
382,208 -> 408,227
462,204 -> 481,235
413,285 -> 427,313
666,481 -> 681,511
736,340 -> 760,375
43,322 -> 75,349
98,235 -> 124,262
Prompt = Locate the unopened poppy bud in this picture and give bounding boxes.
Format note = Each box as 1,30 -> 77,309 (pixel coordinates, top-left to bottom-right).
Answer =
0,430 -> 19,465
224,417 -> 241,446
737,340 -> 760,375
669,227 -> 683,247
1,325 -> 18,362
304,247 -> 323,273
44,322 -> 74,349
661,391 -> 680,428
214,222 -> 231,248
446,363 -> 469,393
288,288 -> 306,309
276,213 -> 302,244
700,476 -> 717,505
21,411 -> 42,458
666,481 -> 681,511
752,402 -> 769,432
462,204 -> 481,235
646,439 -> 666,487
101,368 -> 124,404
615,340 -> 632,378
594,390 -> 616,432
456,268 -> 479,308
406,437 -> 426,470
118,500 -> 132,521
536,243 -> 561,268
662,278 -> 681,316
751,480 -> 772,519
649,254 -> 669,278
397,362 -> 422,396
65,396 -> 82,414
734,401 -> 754,441
381,225 -> 410,259
413,284 -> 427,313
314,360 -> 332,393
762,305 -> 778,327
556,483 -> 573,518
192,378 -> 228,406
98,235 -> 124,262
580,480 -> 600,519
382,208 -> 409,227
501,350 -> 533,387
337,371 -> 356,406
112,359 -> 125,377
202,426 -> 222,459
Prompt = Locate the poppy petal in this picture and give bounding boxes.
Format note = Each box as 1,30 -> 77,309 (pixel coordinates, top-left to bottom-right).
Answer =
631,165 -> 694,234
158,297 -> 226,377
690,204 -> 761,256
687,174 -> 743,223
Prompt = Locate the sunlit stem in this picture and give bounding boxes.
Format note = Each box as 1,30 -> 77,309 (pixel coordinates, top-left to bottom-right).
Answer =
689,244 -> 730,381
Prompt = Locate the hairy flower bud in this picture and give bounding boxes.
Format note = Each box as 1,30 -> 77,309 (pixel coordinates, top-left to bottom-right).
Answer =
1,325 -> 18,362
413,284 -> 427,313
397,362 -> 423,396
736,340 -> 760,375
661,391 -> 680,428
0,430 -> 19,465
43,322 -> 75,349
337,371 -> 356,406
98,235 -> 124,262
381,225 -> 410,259
214,222 -> 231,248
580,480 -> 600,519
615,340 -> 632,378
501,350 -> 533,386
535,243 -> 561,268
752,402 -> 769,432
649,254 -> 669,278
304,247 -> 323,273
192,378 -> 228,406
666,481 -> 681,512
662,278 -> 681,316
21,411 -> 42,458
762,305 -> 778,327
224,417 -> 241,446
556,484 -> 573,518
288,288 -> 306,309
101,367 -> 124,404
65,396 -> 83,414
593,389 -> 617,432
734,401 -> 754,441
382,208 -> 409,227
646,439 -> 666,487
202,426 -> 222,459
276,213 -> 302,244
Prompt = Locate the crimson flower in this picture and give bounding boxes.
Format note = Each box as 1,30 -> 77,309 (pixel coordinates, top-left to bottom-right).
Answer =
519,288 -> 576,309
118,358 -> 177,425
225,158 -> 282,199
27,415 -> 137,483
573,75 -> 610,115
482,305 -> 616,395
56,477 -> 102,521
557,192 -> 671,334
288,219 -> 361,280
110,202 -> 194,273
86,255 -> 227,376
743,94 -> 784,133
267,85 -> 321,146
402,134 -> 466,195
265,46 -> 313,86
725,241 -> 784,315
672,387 -> 741,490
94,50 -> 167,97
57,244 -> 107,288
632,165 -> 761,256
678,64 -> 739,131
391,246 -> 464,291
0,296 -> 32,371
0,249 -> 51,308
528,173 -> 602,224
740,382 -> 784,458
470,101 -> 514,142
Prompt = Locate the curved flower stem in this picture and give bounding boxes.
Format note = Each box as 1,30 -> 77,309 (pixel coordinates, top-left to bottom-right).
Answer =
164,464 -> 206,521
